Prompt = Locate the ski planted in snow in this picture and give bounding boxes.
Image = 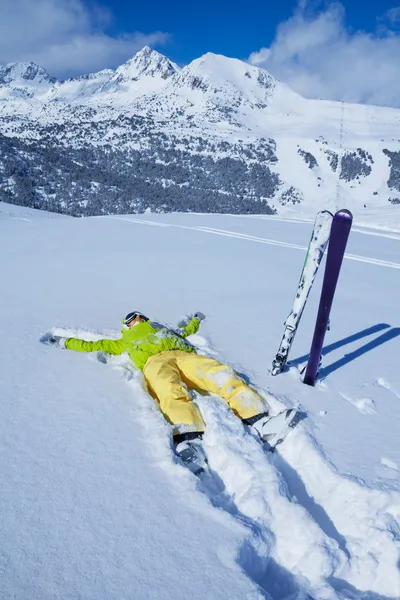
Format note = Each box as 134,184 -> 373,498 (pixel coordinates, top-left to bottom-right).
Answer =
270,210 -> 333,376
303,209 -> 353,386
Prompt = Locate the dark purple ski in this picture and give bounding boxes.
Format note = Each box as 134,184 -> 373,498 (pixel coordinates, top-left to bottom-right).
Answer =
303,209 -> 353,386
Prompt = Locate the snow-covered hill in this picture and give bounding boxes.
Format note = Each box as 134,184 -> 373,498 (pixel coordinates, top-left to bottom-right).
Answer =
1,47 -> 400,217
1,201 -> 399,599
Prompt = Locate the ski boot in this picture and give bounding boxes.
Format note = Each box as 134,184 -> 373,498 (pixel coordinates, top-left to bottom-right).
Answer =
246,409 -> 298,449
174,433 -> 208,476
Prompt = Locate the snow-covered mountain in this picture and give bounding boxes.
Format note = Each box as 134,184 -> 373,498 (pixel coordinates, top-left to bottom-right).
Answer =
46,69 -> 115,102
0,47 -> 400,217
0,62 -> 55,99
102,45 -> 179,89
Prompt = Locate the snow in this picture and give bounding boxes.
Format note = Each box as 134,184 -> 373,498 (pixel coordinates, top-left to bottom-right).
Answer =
1,201 -> 400,599
45,70 -> 114,102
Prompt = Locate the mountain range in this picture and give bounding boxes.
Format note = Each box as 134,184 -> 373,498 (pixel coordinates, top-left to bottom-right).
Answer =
1,46 -> 400,216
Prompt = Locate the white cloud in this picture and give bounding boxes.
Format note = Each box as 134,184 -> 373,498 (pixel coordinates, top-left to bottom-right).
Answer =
0,0 -> 169,78
248,48 -> 271,66
384,7 -> 400,25
248,2 -> 400,108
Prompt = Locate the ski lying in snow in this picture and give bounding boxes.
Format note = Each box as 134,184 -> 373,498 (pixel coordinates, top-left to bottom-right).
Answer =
261,409 -> 303,452
270,210 -> 333,376
303,209 -> 353,386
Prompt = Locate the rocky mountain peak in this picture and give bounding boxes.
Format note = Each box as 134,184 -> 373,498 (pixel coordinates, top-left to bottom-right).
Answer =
115,46 -> 180,82
0,62 -> 56,86
171,52 -> 279,112
174,52 -> 274,95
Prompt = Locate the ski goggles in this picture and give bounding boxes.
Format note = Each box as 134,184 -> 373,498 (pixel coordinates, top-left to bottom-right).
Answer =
123,311 -> 149,325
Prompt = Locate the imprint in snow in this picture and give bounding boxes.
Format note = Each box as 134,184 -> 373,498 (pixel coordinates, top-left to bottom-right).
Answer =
188,334 -> 219,357
316,380 -> 329,391
380,457 -> 399,471
197,397 -> 342,598
188,333 -> 207,347
279,426 -> 400,596
375,377 -> 400,399
292,364 -> 306,378
340,393 -> 376,414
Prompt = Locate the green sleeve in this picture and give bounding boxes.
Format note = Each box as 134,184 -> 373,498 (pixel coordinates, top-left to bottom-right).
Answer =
65,337 -> 125,355
178,317 -> 200,338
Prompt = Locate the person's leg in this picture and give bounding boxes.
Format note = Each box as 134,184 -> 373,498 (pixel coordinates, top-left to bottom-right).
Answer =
143,351 -> 205,435
175,352 -> 268,420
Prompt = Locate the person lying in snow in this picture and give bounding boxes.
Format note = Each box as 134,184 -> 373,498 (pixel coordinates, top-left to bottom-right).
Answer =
47,311 -> 296,475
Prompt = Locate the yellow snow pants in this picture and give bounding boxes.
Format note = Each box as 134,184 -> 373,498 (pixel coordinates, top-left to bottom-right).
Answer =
143,350 -> 267,435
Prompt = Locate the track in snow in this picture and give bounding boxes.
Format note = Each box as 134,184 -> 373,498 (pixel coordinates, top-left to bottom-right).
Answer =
108,216 -> 400,270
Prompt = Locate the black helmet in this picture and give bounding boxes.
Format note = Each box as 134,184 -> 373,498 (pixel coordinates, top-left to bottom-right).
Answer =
123,311 -> 149,326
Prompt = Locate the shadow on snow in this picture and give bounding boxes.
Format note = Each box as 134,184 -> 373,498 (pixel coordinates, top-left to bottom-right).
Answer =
288,323 -> 400,379
328,577 -> 400,600
204,468 -> 310,600
271,452 -> 351,560
319,327 -> 400,379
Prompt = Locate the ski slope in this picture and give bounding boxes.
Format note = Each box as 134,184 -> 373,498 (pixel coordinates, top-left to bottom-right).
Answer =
1,201 -> 399,600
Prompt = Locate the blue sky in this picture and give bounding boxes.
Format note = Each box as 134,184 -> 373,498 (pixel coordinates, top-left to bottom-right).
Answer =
105,0 -> 399,66
1,0 -> 400,106
107,0 -> 303,65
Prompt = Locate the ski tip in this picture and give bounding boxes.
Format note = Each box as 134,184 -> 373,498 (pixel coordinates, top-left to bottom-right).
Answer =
335,208 -> 353,220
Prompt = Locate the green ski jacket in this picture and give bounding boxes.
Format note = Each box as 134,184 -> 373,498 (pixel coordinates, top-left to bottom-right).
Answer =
64,317 -> 201,370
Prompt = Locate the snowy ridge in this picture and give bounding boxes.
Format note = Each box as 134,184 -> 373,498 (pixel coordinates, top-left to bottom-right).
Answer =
46,69 -> 114,102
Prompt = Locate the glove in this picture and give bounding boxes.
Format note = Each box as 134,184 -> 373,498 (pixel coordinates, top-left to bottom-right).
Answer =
194,311 -> 206,322
46,335 -> 66,348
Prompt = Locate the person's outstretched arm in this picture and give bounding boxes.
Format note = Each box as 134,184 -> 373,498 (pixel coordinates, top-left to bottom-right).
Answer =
48,335 -> 125,355
176,312 -> 205,338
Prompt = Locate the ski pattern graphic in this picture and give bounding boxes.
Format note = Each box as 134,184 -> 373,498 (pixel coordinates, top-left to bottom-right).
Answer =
270,210 -> 333,376
303,209 -> 353,386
